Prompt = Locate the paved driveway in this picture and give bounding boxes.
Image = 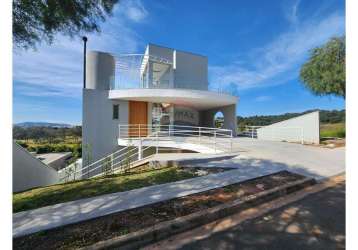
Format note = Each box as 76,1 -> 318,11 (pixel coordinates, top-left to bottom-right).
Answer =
185,138 -> 345,180
13,138 -> 345,238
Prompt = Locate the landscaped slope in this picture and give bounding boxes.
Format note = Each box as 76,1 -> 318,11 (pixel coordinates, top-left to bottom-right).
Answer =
13,166 -> 198,213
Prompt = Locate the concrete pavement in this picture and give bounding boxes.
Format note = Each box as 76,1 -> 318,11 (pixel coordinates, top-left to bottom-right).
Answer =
181,138 -> 345,180
13,165 -> 284,238
13,138 -> 345,238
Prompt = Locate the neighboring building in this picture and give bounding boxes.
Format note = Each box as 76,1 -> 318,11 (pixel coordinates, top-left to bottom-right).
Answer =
13,142 -> 59,192
256,111 -> 320,144
83,44 -> 239,165
36,152 -> 72,170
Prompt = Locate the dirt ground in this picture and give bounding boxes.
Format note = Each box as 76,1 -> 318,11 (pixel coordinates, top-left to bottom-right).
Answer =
178,181 -> 345,250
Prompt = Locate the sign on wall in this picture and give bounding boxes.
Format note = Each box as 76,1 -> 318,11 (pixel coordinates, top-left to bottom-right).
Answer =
173,106 -> 199,125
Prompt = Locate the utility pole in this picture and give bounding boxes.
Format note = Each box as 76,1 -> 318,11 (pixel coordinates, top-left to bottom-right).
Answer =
82,36 -> 88,89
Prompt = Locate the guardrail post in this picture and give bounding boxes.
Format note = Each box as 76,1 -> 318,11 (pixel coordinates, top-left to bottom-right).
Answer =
138,139 -> 142,160
111,154 -> 114,171
156,132 -> 159,154
230,129 -> 233,152
214,131 -> 217,153
199,127 -> 201,143
139,124 -> 141,138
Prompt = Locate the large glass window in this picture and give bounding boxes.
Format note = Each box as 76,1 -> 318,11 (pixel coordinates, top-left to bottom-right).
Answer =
152,103 -> 172,128
152,62 -> 171,88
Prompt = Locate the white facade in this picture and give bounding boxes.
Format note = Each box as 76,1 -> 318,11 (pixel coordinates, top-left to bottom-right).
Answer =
82,44 -> 239,164
256,111 -> 320,144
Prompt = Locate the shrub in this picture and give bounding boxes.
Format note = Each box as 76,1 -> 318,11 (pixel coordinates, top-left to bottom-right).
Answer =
337,130 -> 345,138
17,141 -> 28,148
73,144 -> 82,158
320,123 -> 345,138
102,156 -> 113,176
36,144 -> 53,154
27,146 -> 36,152
54,144 -> 69,152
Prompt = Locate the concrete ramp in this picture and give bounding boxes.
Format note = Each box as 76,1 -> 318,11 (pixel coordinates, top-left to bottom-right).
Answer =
118,136 -> 233,154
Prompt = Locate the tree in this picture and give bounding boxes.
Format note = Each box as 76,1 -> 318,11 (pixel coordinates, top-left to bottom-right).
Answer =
13,0 -> 119,49
300,36 -> 345,99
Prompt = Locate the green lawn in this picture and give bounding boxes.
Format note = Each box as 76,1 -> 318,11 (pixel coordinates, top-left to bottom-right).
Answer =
320,123 -> 345,138
13,166 -> 198,213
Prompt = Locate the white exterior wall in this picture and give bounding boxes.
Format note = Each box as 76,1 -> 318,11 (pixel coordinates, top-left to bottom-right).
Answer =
199,104 -> 237,136
147,44 -> 174,62
86,51 -> 115,90
174,50 -> 208,90
82,89 -> 128,163
256,111 -> 320,144
146,44 -> 208,91
13,142 -> 59,192
173,105 -> 199,126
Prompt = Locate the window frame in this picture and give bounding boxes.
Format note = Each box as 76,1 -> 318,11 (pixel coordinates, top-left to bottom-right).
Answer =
113,104 -> 119,120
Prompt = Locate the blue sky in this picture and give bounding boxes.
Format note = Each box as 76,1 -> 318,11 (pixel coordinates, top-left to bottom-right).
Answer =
13,0 -> 345,124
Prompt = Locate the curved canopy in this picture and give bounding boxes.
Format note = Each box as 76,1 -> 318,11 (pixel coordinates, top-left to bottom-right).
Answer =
109,88 -> 238,110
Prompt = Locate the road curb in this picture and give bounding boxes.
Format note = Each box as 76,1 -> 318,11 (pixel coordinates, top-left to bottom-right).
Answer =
143,172 -> 345,250
82,176 -> 316,250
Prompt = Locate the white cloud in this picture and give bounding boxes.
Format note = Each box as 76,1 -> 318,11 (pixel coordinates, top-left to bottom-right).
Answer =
121,0 -> 148,22
13,0 -> 148,98
285,0 -> 301,25
209,12 -> 345,92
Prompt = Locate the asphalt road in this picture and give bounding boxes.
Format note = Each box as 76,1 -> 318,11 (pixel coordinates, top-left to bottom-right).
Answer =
180,182 -> 345,250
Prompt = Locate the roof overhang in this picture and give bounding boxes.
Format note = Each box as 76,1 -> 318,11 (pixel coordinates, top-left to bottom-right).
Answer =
108,88 -> 238,110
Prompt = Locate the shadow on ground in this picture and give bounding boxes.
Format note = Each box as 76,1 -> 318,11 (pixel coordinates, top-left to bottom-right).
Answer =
180,181 -> 345,250
14,155 -> 332,238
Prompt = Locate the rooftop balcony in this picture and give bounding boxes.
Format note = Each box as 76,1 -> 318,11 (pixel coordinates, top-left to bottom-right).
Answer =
109,53 -> 233,96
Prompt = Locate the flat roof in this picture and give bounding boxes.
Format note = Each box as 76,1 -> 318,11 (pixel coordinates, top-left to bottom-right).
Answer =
36,152 -> 72,165
147,43 -> 207,58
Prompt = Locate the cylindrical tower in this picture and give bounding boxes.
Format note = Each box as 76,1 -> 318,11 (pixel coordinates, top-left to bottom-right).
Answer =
86,51 -> 115,90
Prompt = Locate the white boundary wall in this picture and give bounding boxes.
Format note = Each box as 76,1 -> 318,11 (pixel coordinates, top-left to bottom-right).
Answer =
13,142 -> 59,192
256,111 -> 320,144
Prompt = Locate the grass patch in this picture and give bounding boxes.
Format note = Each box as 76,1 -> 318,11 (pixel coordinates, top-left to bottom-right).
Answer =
13,166 -> 198,213
320,123 -> 345,138
13,171 -> 306,250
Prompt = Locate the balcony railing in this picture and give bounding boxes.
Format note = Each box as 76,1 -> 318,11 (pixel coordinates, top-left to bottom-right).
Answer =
109,53 -> 234,95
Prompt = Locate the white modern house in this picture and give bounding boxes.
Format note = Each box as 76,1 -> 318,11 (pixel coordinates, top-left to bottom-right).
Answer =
12,44 -> 322,190
82,44 -> 238,176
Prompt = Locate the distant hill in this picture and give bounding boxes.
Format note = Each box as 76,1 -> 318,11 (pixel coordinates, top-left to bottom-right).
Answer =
15,122 -> 73,128
237,109 -> 345,127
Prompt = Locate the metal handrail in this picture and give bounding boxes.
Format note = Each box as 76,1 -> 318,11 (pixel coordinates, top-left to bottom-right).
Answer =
119,124 -> 233,139
119,123 -> 234,157
68,125 -> 234,181
73,129 -> 166,180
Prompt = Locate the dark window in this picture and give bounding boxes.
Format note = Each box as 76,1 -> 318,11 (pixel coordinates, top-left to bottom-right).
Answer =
113,104 -> 119,120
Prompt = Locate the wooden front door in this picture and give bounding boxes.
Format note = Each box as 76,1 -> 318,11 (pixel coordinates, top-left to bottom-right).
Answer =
129,101 -> 148,137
